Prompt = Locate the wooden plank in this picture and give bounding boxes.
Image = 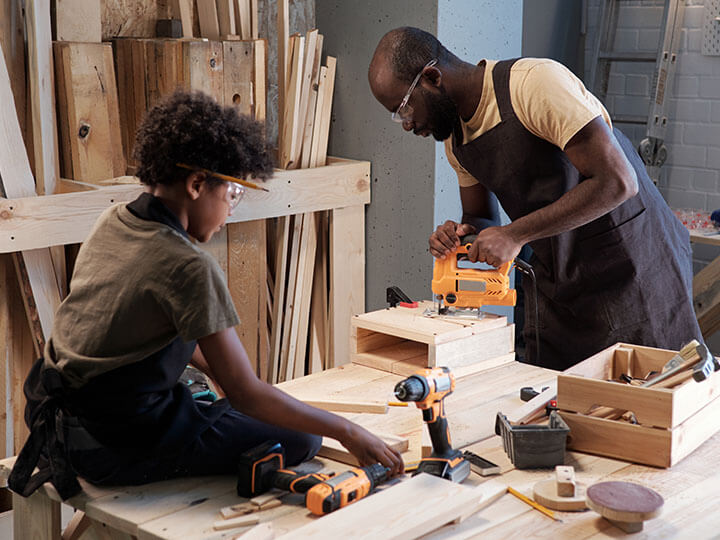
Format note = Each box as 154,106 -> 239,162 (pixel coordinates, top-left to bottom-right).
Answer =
0,257 -> 8,458
197,0 -> 221,40
12,491 -> 61,540
506,381 -> 558,424
353,310 -> 475,346
26,0 -> 58,196
84,476 -> 237,536
215,0 -> 236,37
286,214 -> 308,379
693,253 -> 720,338
279,473 -> 485,540
235,0 -> 251,39
171,0 -> 194,38
227,221 -> 265,376
111,39 -> 135,168
250,0 -> 258,39
292,211 -> 318,378
329,205 -> 365,367
279,35 -> 304,169
53,42 -> 125,183
269,217 -> 290,383
300,399 -> 389,414
309,212 -> 328,372
318,434 -> 408,466
54,0 -> 101,42
279,216 -> 302,382
253,38 -> 267,122
223,40 -> 254,117
277,0 -> 289,153
0,0 -> 27,150
145,39 -> 182,112
183,39 -> 224,100
292,29 -> 318,167
300,34 -> 323,169
310,56 -> 336,167
430,324 -> 514,369
671,393 -> 720,467
0,159 -> 370,252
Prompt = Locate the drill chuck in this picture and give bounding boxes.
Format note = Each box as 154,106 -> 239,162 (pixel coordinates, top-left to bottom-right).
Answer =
394,376 -> 428,402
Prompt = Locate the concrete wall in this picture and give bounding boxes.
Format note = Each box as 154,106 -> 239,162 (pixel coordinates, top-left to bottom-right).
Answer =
317,1 -> 523,311
522,0 -> 583,76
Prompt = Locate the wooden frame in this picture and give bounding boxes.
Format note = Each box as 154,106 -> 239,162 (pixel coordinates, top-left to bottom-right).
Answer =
558,342 -> 720,467
350,302 -> 515,374
0,158 -> 369,253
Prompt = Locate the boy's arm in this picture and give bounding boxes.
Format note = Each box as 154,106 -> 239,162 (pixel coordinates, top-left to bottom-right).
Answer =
198,327 -> 404,475
190,346 -> 226,398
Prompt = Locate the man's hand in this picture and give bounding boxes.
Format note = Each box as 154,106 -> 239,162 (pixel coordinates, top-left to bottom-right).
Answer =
429,221 -> 477,259
467,226 -> 522,267
340,424 -> 404,476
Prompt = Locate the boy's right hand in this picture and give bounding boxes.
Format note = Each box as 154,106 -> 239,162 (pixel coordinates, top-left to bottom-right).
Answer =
339,424 -> 404,476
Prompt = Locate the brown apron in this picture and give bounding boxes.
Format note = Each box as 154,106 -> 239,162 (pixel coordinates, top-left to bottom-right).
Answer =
451,59 -> 701,370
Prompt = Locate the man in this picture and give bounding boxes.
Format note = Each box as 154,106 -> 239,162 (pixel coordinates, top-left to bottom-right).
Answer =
368,27 -> 701,370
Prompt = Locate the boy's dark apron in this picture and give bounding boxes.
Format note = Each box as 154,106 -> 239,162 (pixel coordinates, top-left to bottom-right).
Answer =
9,340 -> 229,499
451,58 -> 701,370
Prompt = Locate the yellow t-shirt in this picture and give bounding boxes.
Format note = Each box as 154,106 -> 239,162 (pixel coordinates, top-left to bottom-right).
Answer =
444,58 -> 612,187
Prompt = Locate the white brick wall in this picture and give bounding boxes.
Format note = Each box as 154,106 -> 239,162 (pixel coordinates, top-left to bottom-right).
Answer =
585,0 -> 720,273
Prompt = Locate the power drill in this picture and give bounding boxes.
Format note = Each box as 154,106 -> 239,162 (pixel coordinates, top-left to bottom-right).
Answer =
394,367 -> 470,483
305,463 -> 389,516
237,441 -> 333,498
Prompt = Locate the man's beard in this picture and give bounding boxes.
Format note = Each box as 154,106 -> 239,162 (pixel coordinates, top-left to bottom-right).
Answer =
424,90 -> 458,141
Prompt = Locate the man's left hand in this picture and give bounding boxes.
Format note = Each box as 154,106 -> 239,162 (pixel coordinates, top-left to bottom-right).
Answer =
467,226 -> 522,267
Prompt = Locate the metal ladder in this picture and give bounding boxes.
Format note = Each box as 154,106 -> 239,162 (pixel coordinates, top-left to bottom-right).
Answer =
587,0 -> 686,182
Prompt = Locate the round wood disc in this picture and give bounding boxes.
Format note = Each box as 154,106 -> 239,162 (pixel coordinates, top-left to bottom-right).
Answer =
586,481 -> 664,522
533,479 -> 587,511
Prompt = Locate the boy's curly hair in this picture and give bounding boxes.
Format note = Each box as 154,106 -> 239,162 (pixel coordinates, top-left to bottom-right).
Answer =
133,90 -> 274,187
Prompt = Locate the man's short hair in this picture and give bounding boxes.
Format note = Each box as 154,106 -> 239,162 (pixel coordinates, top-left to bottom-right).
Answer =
388,27 -> 450,83
133,90 -> 274,187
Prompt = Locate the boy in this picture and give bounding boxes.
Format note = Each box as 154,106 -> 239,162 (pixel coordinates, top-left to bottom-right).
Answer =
10,91 -> 403,499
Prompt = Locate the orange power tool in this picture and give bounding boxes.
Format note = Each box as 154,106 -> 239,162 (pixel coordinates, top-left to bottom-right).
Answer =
431,234 -> 519,312
394,367 -> 470,483
305,463 -> 389,515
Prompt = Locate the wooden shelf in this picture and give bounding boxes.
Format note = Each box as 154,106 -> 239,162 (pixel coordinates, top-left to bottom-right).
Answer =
0,156 -> 369,253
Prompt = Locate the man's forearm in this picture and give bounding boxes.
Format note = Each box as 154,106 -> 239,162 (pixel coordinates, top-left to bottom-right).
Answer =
505,176 -> 634,245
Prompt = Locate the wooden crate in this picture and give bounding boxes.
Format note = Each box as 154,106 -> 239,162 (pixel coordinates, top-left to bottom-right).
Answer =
351,301 -> 515,376
557,342 -> 720,468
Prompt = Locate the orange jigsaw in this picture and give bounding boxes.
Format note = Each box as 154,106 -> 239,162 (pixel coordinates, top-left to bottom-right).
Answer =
431,236 -> 517,310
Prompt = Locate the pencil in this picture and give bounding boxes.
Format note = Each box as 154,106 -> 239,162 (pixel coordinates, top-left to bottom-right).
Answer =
507,486 -> 563,522
176,163 -> 270,192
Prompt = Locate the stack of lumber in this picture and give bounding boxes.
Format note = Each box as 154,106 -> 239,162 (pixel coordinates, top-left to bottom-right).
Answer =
269,26 -> 339,383
196,0 -> 259,41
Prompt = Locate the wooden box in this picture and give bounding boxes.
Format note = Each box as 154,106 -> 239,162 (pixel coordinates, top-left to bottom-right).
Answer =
351,301 -> 515,376
557,343 -> 720,468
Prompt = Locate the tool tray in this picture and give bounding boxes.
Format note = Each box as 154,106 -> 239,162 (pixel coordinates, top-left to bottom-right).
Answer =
557,343 -> 720,468
495,411 -> 569,469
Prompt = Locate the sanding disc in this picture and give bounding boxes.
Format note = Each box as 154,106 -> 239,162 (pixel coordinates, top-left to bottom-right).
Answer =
586,481 -> 664,523
533,478 -> 587,511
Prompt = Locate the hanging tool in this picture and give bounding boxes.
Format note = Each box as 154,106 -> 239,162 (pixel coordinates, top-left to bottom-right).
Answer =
587,0 -> 686,183
305,463 -> 389,516
394,367 -> 470,483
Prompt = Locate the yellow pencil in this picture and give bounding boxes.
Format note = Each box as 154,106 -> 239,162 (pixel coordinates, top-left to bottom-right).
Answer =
507,486 -> 563,522
176,163 -> 269,192
388,402 -> 409,407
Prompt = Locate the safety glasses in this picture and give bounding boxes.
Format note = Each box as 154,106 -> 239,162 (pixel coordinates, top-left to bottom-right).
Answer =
391,58 -> 437,123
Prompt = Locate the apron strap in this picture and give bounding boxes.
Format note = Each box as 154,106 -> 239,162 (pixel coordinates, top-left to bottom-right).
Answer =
493,58 -> 521,122
8,366 -> 82,500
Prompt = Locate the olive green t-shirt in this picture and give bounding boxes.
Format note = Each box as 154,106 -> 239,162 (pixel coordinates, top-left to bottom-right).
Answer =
44,202 -> 239,388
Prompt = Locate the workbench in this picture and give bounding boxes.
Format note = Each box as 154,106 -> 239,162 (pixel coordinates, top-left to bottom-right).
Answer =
2,360 -> 720,539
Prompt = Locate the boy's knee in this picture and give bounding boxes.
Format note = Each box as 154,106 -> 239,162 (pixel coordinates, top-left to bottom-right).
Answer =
285,432 -> 322,466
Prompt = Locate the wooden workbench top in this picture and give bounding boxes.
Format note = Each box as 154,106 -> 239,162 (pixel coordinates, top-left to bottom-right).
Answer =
3,360 -> 720,538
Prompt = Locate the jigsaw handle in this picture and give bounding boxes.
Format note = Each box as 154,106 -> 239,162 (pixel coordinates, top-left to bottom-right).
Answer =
460,234 -> 526,276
